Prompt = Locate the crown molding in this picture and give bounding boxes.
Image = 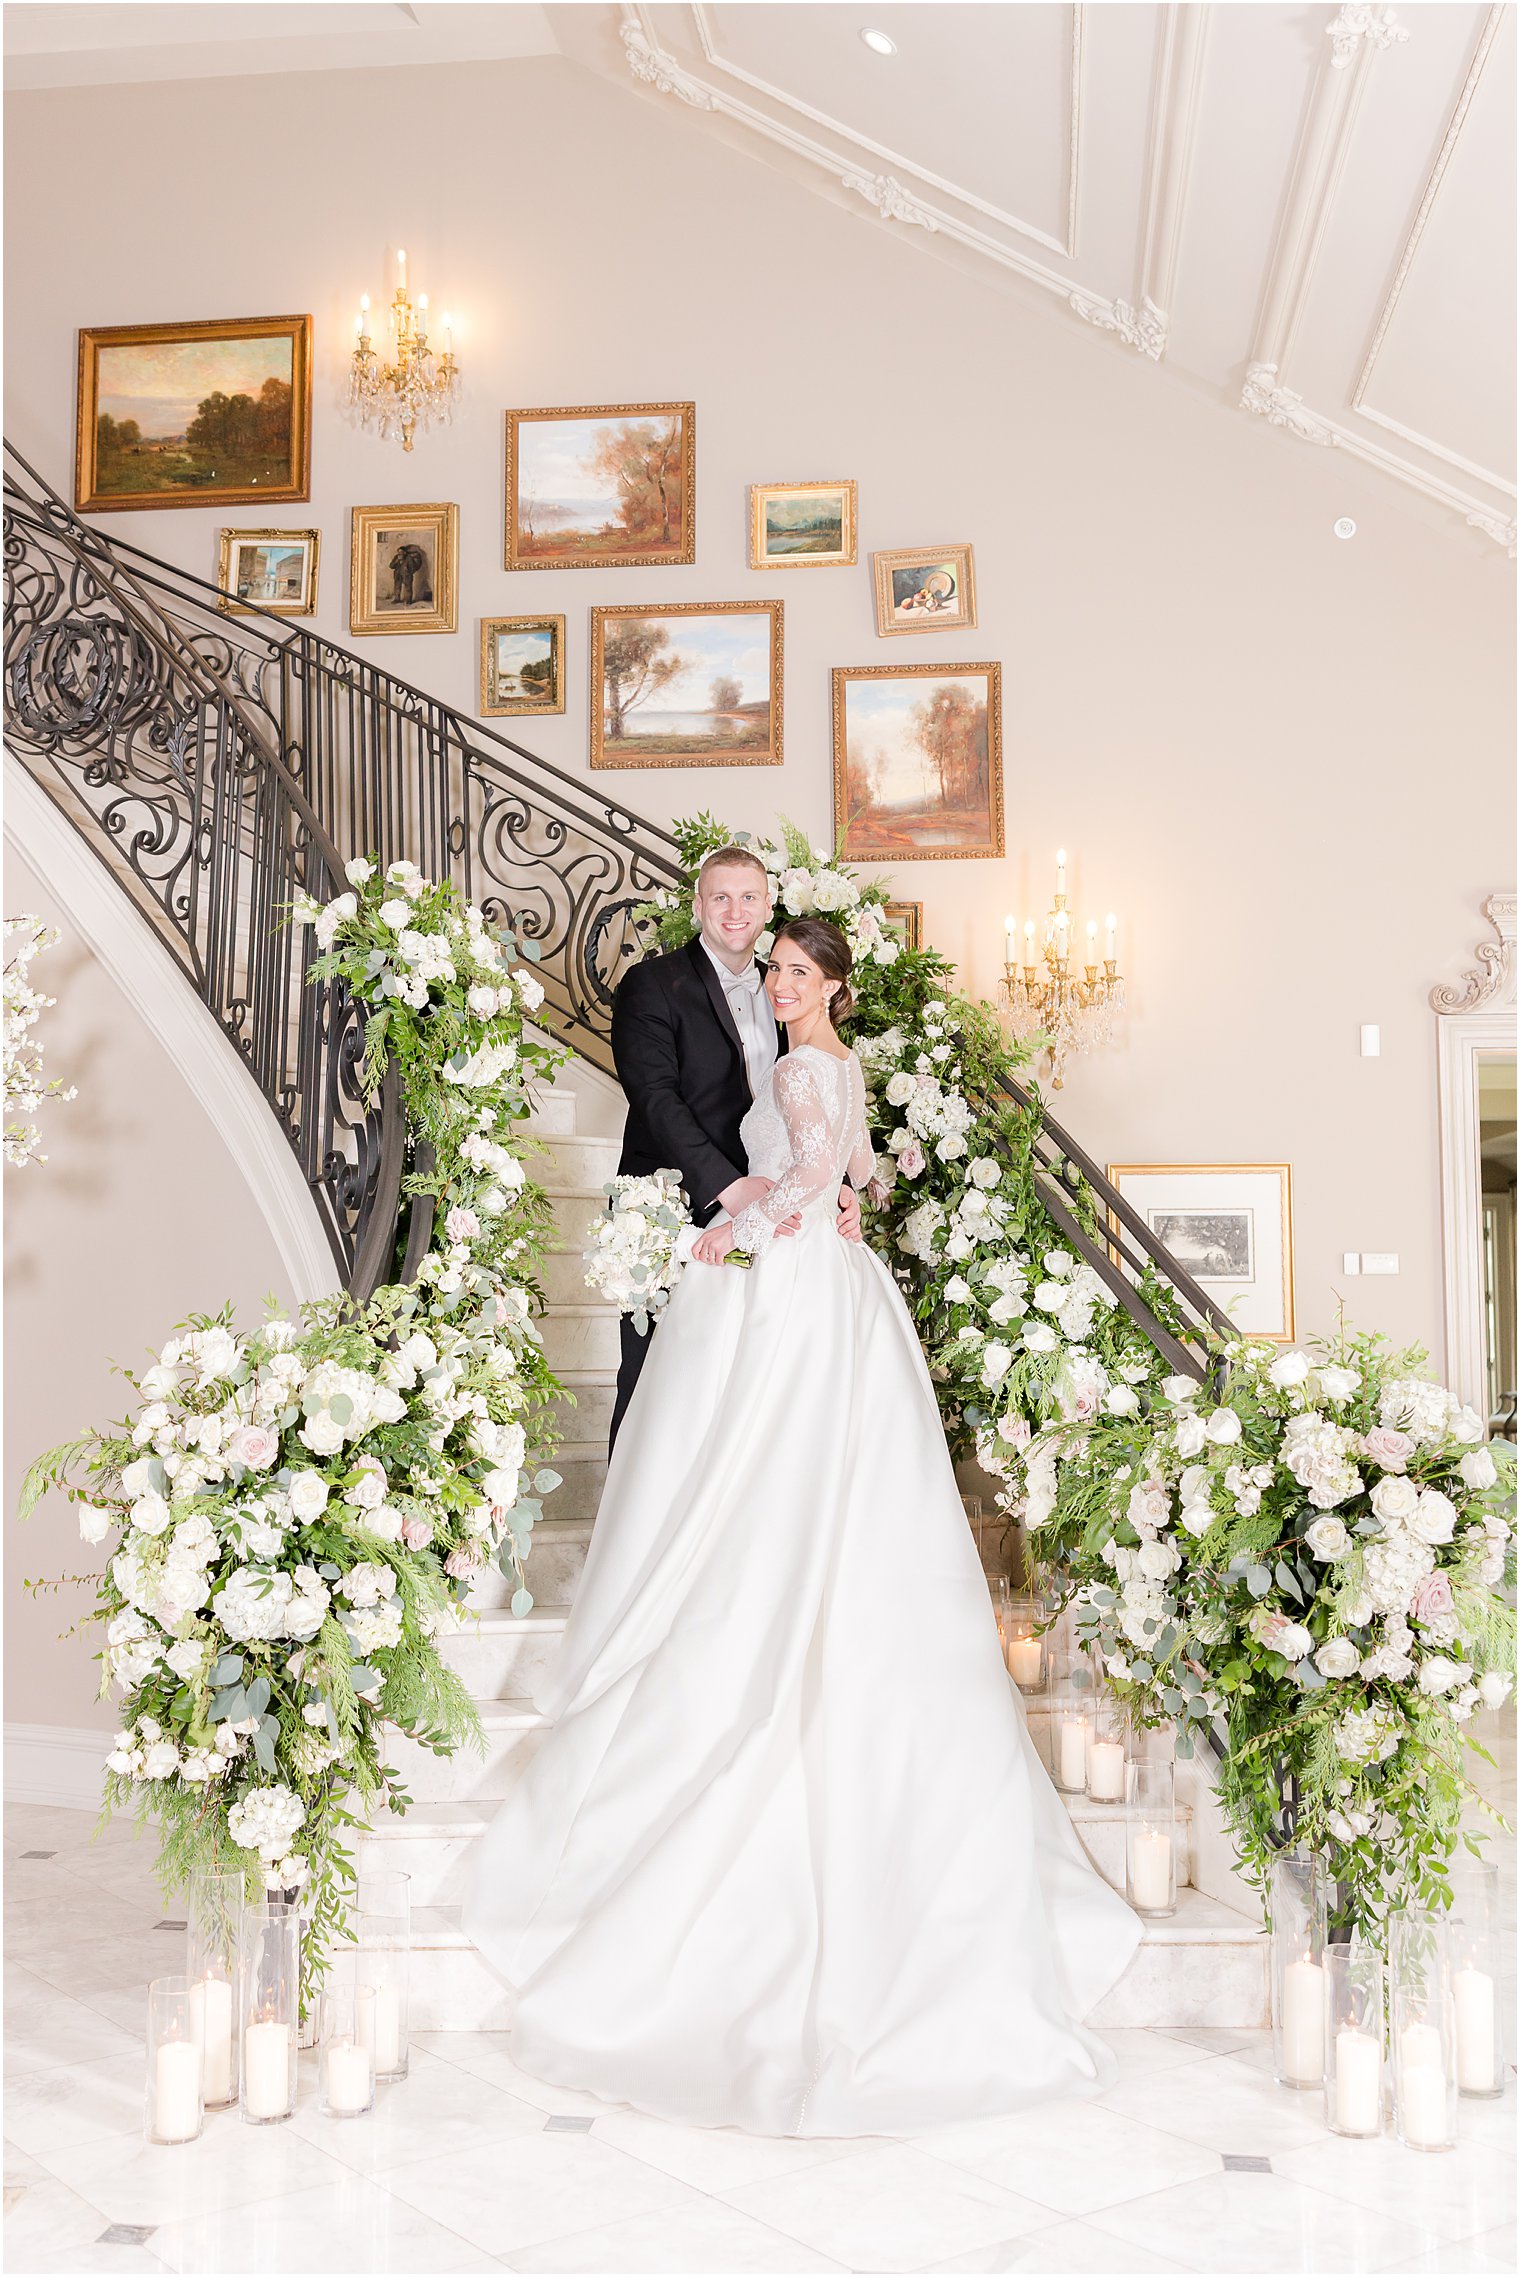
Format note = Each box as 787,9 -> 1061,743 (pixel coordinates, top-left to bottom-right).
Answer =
1327,4 -> 1410,68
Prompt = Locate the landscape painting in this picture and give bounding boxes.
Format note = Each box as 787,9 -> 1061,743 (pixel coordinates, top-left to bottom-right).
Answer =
750,481 -> 857,568
873,544 -> 977,635
591,601 -> 782,769
217,528 -> 319,617
832,662 -> 1002,861
76,316 -> 312,513
506,402 -> 694,569
481,614 -> 565,717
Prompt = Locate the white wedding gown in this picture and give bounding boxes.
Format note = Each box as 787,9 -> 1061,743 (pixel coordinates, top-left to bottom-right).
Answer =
463,1044 -> 1141,2136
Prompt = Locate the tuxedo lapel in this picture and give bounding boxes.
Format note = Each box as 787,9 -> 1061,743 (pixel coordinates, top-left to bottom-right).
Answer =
685,936 -> 747,1078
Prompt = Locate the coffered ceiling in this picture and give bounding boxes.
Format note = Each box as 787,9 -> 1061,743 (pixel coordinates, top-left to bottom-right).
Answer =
7,1 -> 1513,552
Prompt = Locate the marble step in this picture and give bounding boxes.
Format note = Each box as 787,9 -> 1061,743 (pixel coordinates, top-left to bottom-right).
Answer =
381,1697 -> 549,1802
393,1885 -> 1268,2033
546,1192 -> 608,1252
546,1372 -> 617,1444
466,1516 -> 596,1605
538,1305 -> 621,1375
436,1607 -> 571,1698
535,1134 -> 624,1195
531,1442 -> 608,1527
525,1085 -> 578,1137
1062,1794 -> 1192,1892
539,1249 -> 608,1306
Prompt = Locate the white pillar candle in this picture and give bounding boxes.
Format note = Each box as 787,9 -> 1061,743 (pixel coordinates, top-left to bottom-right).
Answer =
1282,1956 -> 1325,2084
1453,1965 -> 1496,2093
153,2035 -> 202,2143
191,1975 -> 234,2106
324,2037 -> 374,2116
1059,1717 -> 1089,1791
1399,2021 -> 1451,2147
1007,1636 -> 1043,1688
1131,1826 -> 1172,1910
1334,2027 -> 1381,2134
242,2014 -> 293,2119
355,1983 -> 402,2076
1087,1739 -> 1125,1802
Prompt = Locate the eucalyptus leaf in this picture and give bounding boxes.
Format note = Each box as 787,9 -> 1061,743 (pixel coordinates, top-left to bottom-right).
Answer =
210,1654 -> 244,1685
244,1676 -> 271,1716
1245,1564 -> 1272,1598
533,1469 -> 562,1495
511,1587 -> 534,1617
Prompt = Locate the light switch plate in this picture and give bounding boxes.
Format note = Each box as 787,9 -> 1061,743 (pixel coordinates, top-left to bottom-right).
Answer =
1342,1253 -> 1361,1275
1360,1025 -> 1381,1056
1362,1252 -> 1399,1275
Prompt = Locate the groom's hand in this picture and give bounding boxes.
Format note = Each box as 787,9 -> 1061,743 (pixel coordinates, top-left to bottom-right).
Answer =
836,1186 -> 862,1243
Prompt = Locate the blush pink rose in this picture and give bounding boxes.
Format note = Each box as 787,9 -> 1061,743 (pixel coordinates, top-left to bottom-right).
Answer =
446,1206 -> 481,1244
228,1425 -> 280,1471
444,1546 -> 485,1578
897,1141 -> 927,1179
1409,1571 -> 1454,1623
400,1516 -> 434,1551
1362,1427 -> 1414,1472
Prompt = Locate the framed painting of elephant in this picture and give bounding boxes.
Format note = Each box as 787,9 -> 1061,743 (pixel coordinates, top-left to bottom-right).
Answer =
350,502 -> 458,635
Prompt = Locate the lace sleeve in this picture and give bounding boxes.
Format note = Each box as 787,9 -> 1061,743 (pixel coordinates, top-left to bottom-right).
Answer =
846,1056 -> 875,1189
732,1056 -> 837,1252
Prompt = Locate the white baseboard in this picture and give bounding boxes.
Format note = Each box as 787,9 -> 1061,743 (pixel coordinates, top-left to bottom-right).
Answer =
5,1721 -> 110,1811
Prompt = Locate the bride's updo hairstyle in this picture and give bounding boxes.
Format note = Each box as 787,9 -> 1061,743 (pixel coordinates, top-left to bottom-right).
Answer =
770,918 -> 854,1028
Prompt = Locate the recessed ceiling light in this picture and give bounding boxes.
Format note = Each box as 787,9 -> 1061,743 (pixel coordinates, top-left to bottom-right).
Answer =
1334,517 -> 1357,539
860,28 -> 897,56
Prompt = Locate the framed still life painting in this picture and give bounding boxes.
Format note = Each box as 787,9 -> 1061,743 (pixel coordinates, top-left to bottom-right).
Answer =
749,481 -> 857,568
872,544 -> 977,636
76,314 -> 313,514
1107,1163 -> 1296,1342
590,600 -> 782,770
832,661 -> 1003,863
480,614 -> 565,717
505,402 -> 695,570
349,503 -> 458,636
217,528 -> 319,617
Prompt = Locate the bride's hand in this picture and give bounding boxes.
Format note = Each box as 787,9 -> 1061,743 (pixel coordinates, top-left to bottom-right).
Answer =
693,1222 -> 737,1266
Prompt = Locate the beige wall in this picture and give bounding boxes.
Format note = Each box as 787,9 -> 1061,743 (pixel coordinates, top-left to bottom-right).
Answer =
3,52 -> 1513,1741
3,853 -> 300,1729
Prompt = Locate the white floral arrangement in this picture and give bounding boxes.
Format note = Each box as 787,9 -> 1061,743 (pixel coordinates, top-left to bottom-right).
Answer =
584,1170 -> 696,1333
24,861 -> 567,1977
1028,1328 -> 1515,1930
4,914 -> 76,1165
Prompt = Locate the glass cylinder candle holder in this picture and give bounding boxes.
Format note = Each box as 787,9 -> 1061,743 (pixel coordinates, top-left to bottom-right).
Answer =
353,1869 -> 411,2083
1003,1597 -> 1047,1693
1124,1760 -> 1177,1918
1051,1700 -> 1092,1794
186,1867 -> 245,2111
1085,1699 -> 1129,1805
320,1960 -> 376,2119
1390,1913 -> 1457,2152
237,1901 -> 300,2125
145,1976 -> 204,2145
1270,1850 -> 1328,2089
1447,1863 -> 1503,2098
1325,1945 -> 1383,2139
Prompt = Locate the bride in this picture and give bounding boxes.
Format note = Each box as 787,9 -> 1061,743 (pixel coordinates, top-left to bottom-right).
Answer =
463,916 -> 1142,2137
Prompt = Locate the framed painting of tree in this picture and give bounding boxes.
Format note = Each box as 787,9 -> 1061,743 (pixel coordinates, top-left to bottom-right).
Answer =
506,402 -> 695,570
832,662 -> 1003,861
590,601 -> 782,769
75,315 -> 312,513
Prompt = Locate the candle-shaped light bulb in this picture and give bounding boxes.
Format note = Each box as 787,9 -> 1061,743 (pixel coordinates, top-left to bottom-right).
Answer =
361,291 -> 370,312
1056,846 -> 1067,895
1086,918 -> 1097,955
397,247 -> 406,269
441,310 -> 452,336
418,292 -> 428,312
1105,911 -> 1116,960
1023,919 -> 1035,962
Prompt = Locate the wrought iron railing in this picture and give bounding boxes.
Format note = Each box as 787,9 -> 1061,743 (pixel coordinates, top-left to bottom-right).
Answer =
3,442 -> 1224,1375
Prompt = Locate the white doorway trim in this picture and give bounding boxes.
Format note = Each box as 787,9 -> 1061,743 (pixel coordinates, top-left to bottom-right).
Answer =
1431,894 -> 1516,1413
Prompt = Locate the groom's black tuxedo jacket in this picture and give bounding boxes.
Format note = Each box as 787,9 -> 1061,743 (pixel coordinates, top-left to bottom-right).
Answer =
610,935 -> 784,1226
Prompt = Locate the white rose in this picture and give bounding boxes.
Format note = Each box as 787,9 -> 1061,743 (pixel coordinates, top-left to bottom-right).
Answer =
78,1503 -> 114,1545
378,898 -> 412,930
1371,1474 -> 1419,1525
1317,1365 -> 1360,1405
1305,1515 -> 1351,1561
1204,1410 -> 1242,1446
345,857 -> 375,885
1022,1323 -> 1058,1356
141,1741 -> 180,1781
1407,1490 -> 1457,1546
1276,1622 -> 1314,1662
1162,1376 -> 1199,1402
969,1159 -> 1001,1190
1459,1448 -> 1498,1492
944,1276 -> 973,1305
1104,1386 -> 1141,1416
1315,1635 -> 1360,1678
343,1460 -> 388,1510
299,1412 -> 348,1457
1033,1282 -> 1067,1313
981,1342 -> 1014,1387
1478,1671 -> 1513,1708
1174,1414 -> 1207,1459
130,1493 -> 173,1537
1268,1352 -> 1312,1390
1417,1655 -> 1463,1696
287,1470 -> 329,1521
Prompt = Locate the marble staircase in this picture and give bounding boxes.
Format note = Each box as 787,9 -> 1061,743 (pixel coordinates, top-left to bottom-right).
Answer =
360,1060 -> 1269,2034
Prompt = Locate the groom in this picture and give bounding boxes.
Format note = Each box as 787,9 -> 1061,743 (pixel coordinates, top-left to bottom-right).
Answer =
607,843 -> 862,1449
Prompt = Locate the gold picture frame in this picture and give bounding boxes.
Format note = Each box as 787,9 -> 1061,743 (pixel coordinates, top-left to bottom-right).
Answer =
480,614 -> 566,717
749,480 -> 857,569
349,504 -> 458,637
217,528 -> 320,617
590,600 -> 783,770
75,313 -> 313,514
1107,1163 -> 1296,1343
832,661 -> 1003,863
884,900 -> 923,952
505,401 -> 695,570
872,543 -> 978,637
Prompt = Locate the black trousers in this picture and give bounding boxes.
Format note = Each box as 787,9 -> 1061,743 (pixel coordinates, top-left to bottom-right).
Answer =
608,1312 -> 655,1455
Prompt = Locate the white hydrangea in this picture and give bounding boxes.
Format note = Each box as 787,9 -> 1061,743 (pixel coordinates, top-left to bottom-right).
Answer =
228,1784 -> 306,1859
1280,1414 -> 1361,1510
1362,1529 -> 1436,1614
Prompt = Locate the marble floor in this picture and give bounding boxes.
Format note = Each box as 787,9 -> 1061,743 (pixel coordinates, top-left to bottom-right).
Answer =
5,1720 -> 1514,2277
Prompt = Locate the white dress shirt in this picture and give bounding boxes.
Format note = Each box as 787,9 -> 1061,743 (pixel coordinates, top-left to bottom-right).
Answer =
702,938 -> 779,1097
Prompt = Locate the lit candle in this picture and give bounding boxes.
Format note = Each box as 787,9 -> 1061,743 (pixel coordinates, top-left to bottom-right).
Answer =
1453,1965 -> 1496,2093
1334,2025 -> 1381,2134
1087,1738 -> 1125,1802
355,1982 -> 402,2076
1006,1634 -> 1042,1688
418,292 -> 429,327
1282,1954 -> 1325,2084
154,2033 -> 202,2143
355,310 -> 364,338
1059,1714 -> 1089,1791
324,2035 -> 374,2117
1398,2021 -> 1451,2147
441,310 -> 453,350
1056,847 -> 1067,898
1023,919 -> 1035,966
1085,918 -> 1098,965
1053,911 -> 1070,964
1131,1825 -> 1172,1911
242,2009 -> 293,2120
1004,913 -> 1016,955
397,247 -> 407,276
1105,912 -> 1116,962
191,1974 -> 234,2105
